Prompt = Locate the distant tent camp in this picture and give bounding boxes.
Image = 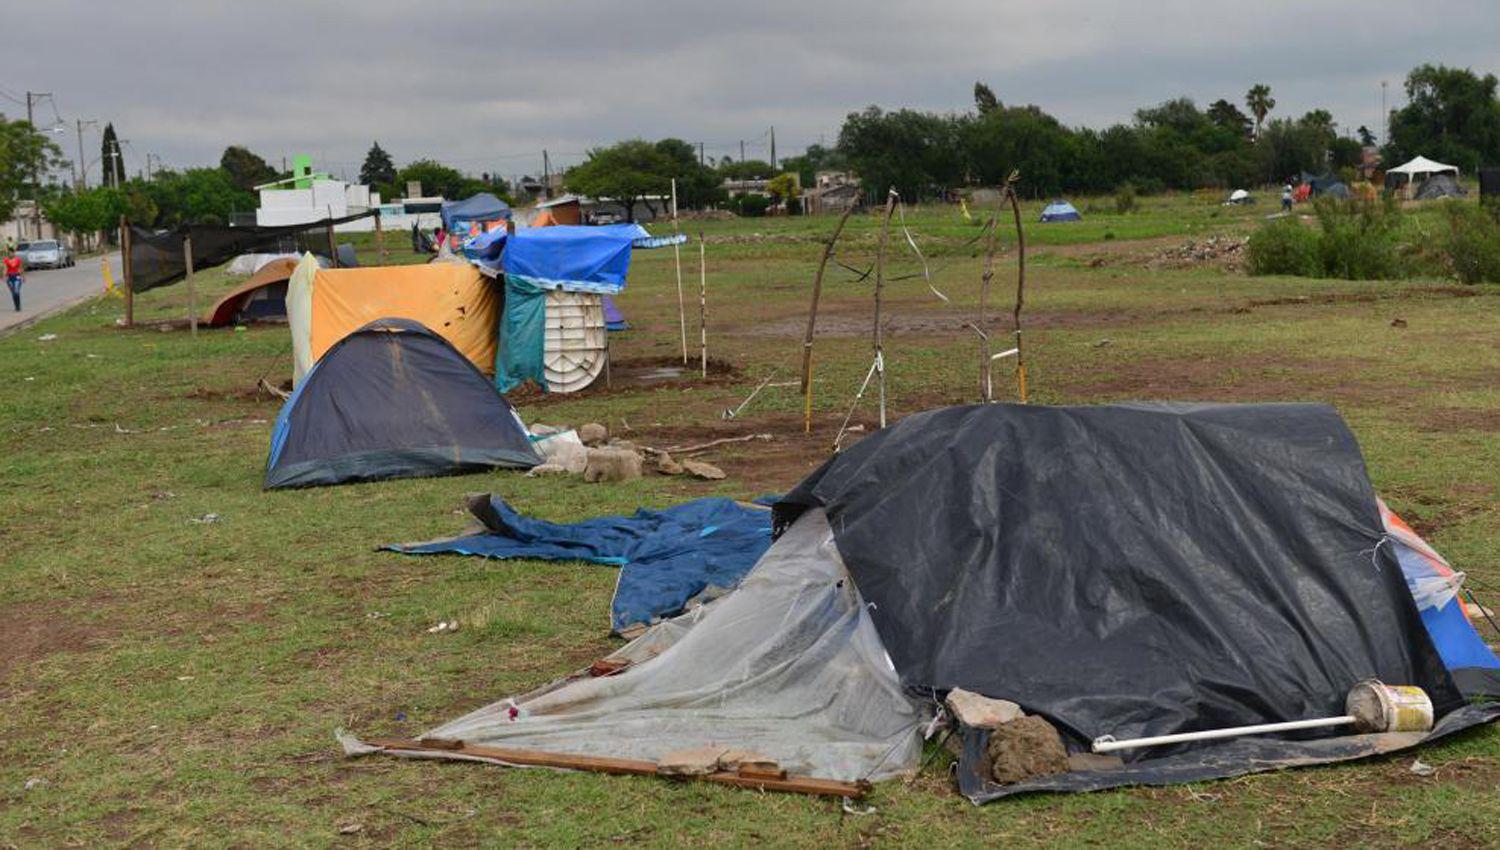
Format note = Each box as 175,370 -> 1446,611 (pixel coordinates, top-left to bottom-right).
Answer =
347,402 -> 1500,800
1319,181 -> 1352,199
228,252 -> 302,276
1479,168 -> 1500,201
1386,156 -> 1460,197
1225,189 -> 1253,205
285,254 -> 500,386
1414,173 -> 1467,200
204,257 -> 298,327
1039,200 -> 1081,222
264,318 -> 540,489
441,193 -> 511,234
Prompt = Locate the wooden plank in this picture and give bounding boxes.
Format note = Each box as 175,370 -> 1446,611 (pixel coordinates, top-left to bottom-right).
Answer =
362,738 -> 870,798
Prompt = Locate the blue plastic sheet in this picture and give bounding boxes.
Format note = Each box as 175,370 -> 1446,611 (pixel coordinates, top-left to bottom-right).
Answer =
389,496 -> 774,633
493,275 -> 547,393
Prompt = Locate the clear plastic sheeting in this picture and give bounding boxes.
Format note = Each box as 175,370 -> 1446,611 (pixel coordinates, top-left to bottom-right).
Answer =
359,509 -> 928,782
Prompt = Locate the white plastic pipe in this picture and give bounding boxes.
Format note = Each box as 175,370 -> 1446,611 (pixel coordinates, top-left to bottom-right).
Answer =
1092,715 -> 1354,753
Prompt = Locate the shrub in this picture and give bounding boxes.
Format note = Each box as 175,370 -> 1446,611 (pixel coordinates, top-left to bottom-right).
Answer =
1442,203 -> 1500,283
1114,183 -> 1138,215
731,194 -> 771,217
1246,219 -> 1320,276
1312,196 -> 1402,280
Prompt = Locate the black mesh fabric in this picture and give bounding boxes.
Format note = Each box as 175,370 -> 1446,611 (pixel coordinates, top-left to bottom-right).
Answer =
127,211 -> 375,292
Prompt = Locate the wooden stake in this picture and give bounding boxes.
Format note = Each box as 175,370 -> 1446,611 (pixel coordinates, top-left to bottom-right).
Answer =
873,188 -> 897,428
184,234 -> 197,337
119,214 -> 133,328
1003,183 -> 1029,403
800,204 -> 855,433
671,178 -> 688,364
326,219 -> 338,267
977,209 -> 1000,403
698,230 -> 707,378
362,738 -> 870,799
373,211 -> 383,257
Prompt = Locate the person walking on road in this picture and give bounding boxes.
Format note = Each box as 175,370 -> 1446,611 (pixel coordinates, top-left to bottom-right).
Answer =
4,250 -> 24,311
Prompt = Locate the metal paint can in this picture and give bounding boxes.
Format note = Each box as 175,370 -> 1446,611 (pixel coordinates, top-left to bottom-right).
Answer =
1345,679 -> 1434,733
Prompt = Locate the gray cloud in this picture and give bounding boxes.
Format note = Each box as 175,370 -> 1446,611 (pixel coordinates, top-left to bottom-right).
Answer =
7,1 -> 1499,184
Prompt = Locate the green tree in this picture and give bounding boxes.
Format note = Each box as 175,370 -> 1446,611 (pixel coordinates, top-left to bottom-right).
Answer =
973,82 -> 1001,115
718,159 -> 776,180
654,138 -> 723,209
1384,64 -> 1500,172
565,140 -> 672,221
1207,99 -> 1252,138
779,143 -> 846,189
360,141 -> 397,188
44,186 -> 126,243
219,145 -> 276,192
1357,125 -> 1377,147
0,115 -> 64,225
100,123 -> 125,188
766,173 -> 800,205
838,106 -> 963,201
395,159 -> 470,199
136,168 -> 254,227
1245,84 -> 1275,138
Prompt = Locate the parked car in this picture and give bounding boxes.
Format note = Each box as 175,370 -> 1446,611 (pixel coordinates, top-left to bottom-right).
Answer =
20,239 -> 73,269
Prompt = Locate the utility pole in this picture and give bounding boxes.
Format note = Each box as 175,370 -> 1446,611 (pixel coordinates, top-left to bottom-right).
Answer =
26,91 -> 51,239
1381,81 -> 1389,144
740,139 -> 745,163
698,141 -> 704,166
74,119 -> 97,190
770,126 -> 776,170
542,149 -> 551,198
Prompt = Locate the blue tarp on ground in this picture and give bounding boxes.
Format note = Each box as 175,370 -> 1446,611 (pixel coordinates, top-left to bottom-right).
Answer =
389,496 -> 774,633
441,193 -> 511,231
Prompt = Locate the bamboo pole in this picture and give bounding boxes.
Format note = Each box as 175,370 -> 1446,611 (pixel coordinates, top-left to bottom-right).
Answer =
120,214 -> 133,328
1004,183 -> 1029,403
671,178 -> 688,364
873,188 -> 897,427
800,204 -> 855,433
184,234 -> 197,337
698,230 -> 707,378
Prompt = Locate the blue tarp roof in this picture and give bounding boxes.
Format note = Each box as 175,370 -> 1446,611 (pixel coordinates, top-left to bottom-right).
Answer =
440,193 -> 511,231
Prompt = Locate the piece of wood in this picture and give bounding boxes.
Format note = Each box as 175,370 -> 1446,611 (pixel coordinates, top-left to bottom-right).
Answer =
184,234 -> 197,338
800,204 -> 855,434
326,220 -> 338,268
977,200 -> 1002,402
873,189 -> 898,427
362,738 -> 870,798
1003,180 -> 1029,403
671,178 -> 687,364
374,209 -> 385,263
659,433 -> 772,455
698,231 -> 707,378
120,214 -> 134,327
416,737 -> 465,750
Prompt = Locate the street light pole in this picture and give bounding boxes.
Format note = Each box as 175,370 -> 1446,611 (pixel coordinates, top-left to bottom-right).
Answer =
26,91 -> 52,239
75,119 -> 98,190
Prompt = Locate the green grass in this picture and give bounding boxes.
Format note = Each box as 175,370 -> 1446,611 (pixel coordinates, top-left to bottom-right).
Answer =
3,204 -> 1500,847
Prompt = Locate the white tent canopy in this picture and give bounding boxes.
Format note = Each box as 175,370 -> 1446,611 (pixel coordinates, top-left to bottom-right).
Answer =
1388,155 -> 1459,178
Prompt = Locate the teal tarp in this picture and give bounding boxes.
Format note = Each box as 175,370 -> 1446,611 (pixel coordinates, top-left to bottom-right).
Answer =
494,276 -> 548,393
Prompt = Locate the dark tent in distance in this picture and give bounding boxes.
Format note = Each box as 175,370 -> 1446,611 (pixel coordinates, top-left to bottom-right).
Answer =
264,318 -> 540,489
1415,173 -> 1468,200
440,192 -> 512,232
204,257 -> 299,327
1039,200 -> 1081,222
1479,168 -> 1500,200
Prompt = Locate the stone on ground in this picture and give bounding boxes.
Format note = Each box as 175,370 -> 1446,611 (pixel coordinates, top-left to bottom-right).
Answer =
946,688 -> 1024,729
654,452 -> 685,475
986,715 -> 1069,784
578,422 -> 609,446
584,447 -> 643,483
681,459 -> 726,480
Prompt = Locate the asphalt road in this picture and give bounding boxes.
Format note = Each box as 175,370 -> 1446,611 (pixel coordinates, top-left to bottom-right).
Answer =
0,252 -> 122,334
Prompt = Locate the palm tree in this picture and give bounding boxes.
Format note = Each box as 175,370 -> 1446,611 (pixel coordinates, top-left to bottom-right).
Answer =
1245,84 -> 1276,139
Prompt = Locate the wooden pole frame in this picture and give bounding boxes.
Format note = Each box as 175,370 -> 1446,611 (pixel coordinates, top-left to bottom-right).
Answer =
872,188 -> 897,428
373,209 -> 385,264
184,233 -> 197,337
698,230 -> 708,378
1004,184 -> 1029,403
120,214 -> 133,328
671,178 -> 688,364
799,204 -> 855,434
326,219 -> 338,268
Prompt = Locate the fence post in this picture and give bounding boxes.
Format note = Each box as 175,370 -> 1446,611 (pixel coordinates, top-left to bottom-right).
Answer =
120,215 -> 134,328
184,233 -> 197,337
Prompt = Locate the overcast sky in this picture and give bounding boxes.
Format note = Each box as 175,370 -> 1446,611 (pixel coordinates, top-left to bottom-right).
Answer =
6,1 -> 1498,185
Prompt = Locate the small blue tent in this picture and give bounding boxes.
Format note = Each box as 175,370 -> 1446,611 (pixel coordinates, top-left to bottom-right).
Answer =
264,318 -> 540,489
1039,200 -> 1082,222
440,193 -> 511,232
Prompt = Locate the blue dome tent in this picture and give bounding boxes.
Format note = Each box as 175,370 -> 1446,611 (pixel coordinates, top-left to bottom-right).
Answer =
1039,200 -> 1082,222
264,318 -> 540,489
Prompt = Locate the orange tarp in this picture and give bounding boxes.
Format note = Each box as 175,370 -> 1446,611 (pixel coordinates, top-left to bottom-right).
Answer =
302,262 -> 499,377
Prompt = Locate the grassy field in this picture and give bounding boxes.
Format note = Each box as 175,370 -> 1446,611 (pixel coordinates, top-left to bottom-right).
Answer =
3,196 -> 1500,847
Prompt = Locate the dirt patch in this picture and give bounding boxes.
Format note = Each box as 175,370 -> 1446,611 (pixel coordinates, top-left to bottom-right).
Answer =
184,386 -> 280,403
508,357 -> 743,407
1244,286 -> 1480,309
0,599 -> 118,683
629,411 -> 877,493
1066,352 -> 1413,408
1421,408 -> 1500,433
741,307 -> 1134,339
